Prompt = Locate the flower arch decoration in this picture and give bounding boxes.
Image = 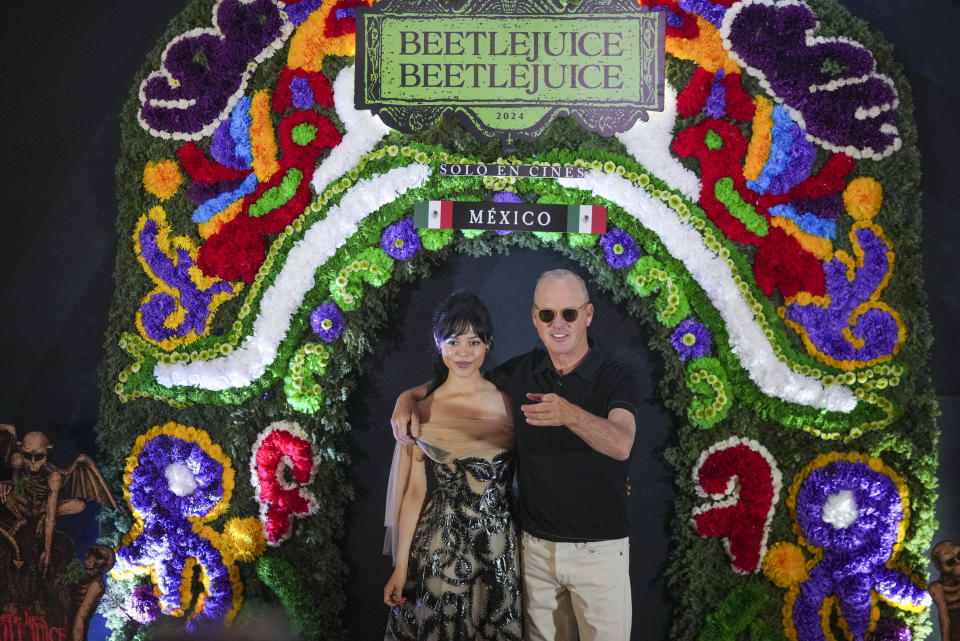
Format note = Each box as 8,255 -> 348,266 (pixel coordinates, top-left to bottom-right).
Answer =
98,0 -> 938,639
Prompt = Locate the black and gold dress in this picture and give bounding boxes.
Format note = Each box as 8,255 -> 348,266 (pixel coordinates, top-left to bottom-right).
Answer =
384,418 -> 522,640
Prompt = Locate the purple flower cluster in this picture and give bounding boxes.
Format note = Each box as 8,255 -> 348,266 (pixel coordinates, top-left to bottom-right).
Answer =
381,218 -> 422,260
310,302 -> 344,342
125,584 -> 161,625
492,191 -> 525,234
795,460 -> 901,558
116,434 -> 234,630
670,319 -> 711,360
289,76 -> 314,110
600,228 -> 640,269
139,0 -> 289,138
705,70 -> 727,119
869,619 -> 912,641
783,227 -> 901,365
724,1 -> 899,157
138,216 -> 236,344
285,0 -> 322,25
210,117 -> 249,171
679,0 -> 729,29
791,459 -> 930,641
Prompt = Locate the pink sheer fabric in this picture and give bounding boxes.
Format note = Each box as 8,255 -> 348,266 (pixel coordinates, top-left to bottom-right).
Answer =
383,418 -> 514,564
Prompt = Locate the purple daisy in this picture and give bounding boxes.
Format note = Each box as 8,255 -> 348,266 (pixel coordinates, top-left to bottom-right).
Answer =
670,319 -> 711,360
600,228 -> 640,269
381,218 -> 421,260
310,302 -> 344,342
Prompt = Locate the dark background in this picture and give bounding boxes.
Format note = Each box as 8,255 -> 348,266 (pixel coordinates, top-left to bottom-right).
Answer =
0,1 -> 957,640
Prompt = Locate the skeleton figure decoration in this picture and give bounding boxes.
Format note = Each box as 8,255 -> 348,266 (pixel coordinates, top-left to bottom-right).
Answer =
0,423 -> 118,625
931,541 -> 960,641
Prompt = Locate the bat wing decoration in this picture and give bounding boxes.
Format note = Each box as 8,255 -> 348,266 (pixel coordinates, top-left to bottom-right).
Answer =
0,425 -> 16,473
62,454 -> 119,511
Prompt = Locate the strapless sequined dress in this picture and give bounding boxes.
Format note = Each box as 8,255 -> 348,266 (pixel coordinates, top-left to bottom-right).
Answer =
385,419 -> 522,640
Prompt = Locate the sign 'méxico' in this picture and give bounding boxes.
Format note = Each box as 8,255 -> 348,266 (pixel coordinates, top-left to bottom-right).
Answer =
356,0 -> 665,141
414,201 -> 607,234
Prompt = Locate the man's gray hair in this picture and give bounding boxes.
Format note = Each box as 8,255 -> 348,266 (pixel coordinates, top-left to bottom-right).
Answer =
534,269 -> 590,303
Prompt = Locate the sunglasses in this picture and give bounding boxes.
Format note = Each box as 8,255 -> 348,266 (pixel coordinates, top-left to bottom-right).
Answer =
534,302 -> 589,323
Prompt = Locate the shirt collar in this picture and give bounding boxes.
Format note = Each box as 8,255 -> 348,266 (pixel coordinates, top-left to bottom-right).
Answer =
533,338 -> 601,381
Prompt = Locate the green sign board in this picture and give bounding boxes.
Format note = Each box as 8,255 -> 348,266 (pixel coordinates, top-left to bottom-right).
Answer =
355,0 -> 665,141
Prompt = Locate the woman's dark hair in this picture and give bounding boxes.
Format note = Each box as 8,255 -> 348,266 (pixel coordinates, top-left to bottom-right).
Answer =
427,291 -> 494,394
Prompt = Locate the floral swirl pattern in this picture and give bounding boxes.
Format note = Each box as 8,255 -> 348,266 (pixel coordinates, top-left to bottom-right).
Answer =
386,450 -> 522,640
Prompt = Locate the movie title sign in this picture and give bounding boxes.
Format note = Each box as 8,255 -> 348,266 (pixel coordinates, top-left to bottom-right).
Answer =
414,200 -> 607,234
356,0 -> 665,141
438,164 -> 585,179
0,611 -> 67,641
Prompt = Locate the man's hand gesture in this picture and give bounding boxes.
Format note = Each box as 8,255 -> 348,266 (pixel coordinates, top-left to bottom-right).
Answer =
520,393 -> 582,427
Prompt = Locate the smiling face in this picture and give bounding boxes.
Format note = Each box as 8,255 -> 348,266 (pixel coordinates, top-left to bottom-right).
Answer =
532,273 -> 593,367
436,329 -> 488,381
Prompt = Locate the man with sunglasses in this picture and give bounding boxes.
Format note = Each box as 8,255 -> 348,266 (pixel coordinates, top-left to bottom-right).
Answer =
391,269 -> 639,641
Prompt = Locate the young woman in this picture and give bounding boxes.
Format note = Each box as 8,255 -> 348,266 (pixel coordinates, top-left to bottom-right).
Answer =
383,291 -> 521,640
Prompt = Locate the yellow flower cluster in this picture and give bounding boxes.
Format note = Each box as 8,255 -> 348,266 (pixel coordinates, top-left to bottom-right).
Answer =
665,15 -> 740,74
287,0 -> 372,71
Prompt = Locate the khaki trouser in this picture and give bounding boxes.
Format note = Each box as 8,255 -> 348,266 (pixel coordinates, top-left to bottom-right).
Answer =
520,531 -> 631,641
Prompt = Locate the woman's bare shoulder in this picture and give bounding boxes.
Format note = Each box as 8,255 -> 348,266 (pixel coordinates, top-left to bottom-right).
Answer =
416,395 -> 434,423
423,382 -> 511,422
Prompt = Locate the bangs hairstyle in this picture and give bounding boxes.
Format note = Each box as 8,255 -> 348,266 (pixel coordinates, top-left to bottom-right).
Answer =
427,291 -> 494,394
432,291 -> 494,347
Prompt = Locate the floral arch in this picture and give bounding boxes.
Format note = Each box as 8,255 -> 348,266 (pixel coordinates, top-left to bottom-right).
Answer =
98,0 -> 938,639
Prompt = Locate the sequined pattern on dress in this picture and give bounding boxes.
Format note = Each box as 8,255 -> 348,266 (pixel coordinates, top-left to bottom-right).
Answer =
385,449 -> 522,640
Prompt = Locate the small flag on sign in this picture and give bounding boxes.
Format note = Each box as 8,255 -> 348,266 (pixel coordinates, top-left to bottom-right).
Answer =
566,204 -> 607,234
414,200 -> 453,229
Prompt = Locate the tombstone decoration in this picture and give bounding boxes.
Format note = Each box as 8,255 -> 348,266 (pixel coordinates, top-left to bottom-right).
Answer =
0,424 -> 118,641
931,541 -> 960,641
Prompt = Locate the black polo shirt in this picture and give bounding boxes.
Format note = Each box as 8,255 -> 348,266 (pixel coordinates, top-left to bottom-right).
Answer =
488,342 -> 640,542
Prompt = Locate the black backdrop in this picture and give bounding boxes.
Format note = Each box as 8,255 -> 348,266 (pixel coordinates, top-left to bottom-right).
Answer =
0,2 -> 957,640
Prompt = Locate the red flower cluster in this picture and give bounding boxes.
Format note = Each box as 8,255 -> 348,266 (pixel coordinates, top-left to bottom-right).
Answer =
672,118 -> 828,298
177,142 -> 251,184
252,424 -> 319,546
677,67 -> 755,121
693,439 -> 779,574
641,0 -> 699,39
272,67 -> 334,114
324,0 -> 367,38
197,110 -> 343,283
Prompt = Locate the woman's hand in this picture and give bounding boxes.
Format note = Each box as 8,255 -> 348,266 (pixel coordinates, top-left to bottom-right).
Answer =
383,568 -> 408,607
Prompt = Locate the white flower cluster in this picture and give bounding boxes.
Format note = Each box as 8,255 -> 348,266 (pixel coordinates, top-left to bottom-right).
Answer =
615,83 -> 702,202
154,163 -> 430,390
559,170 -> 857,412
310,66 -> 392,194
